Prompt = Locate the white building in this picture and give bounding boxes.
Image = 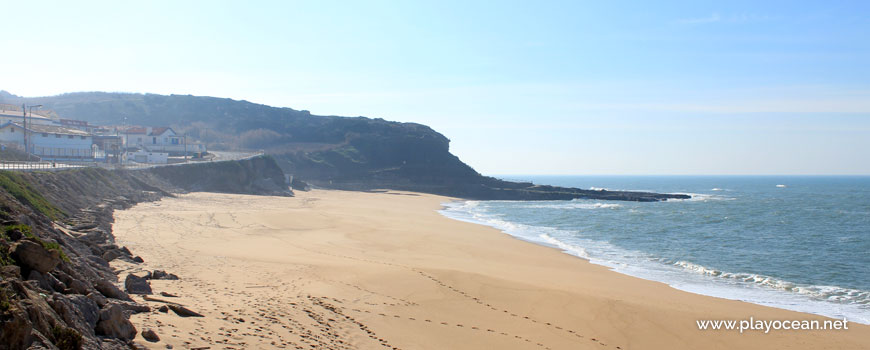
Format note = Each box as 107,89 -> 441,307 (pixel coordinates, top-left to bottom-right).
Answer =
128,150 -> 168,164
121,126 -> 206,155
0,122 -> 94,160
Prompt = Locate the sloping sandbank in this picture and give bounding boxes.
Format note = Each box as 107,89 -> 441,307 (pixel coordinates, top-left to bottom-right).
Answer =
111,190 -> 869,349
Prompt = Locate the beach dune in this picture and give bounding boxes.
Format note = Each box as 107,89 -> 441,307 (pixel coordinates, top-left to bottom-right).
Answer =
111,190 -> 869,349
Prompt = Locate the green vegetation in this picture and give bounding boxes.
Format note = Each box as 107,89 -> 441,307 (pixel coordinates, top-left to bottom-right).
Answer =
0,172 -> 65,220
0,245 -> 12,266
0,224 -> 69,263
50,325 -> 83,350
0,286 -> 11,312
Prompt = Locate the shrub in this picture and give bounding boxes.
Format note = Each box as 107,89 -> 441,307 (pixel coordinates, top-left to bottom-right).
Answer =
50,326 -> 83,350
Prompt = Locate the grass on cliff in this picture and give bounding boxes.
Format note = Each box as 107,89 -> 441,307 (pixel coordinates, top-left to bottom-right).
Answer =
0,171 -> 65,220
1,224 -> 69,263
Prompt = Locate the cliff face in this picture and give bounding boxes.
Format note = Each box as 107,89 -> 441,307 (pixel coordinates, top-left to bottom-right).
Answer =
0,90 -> 688,201
0,157 -> 290,350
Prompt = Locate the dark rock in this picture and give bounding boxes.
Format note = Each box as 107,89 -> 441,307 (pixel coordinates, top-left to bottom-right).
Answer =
157,305 -> 169,313
67,278 -> 91,295
124,274 -> 152,295
159,291 -> 178,297
0,306 -> 33,349
85,255 -> 110,268
11,240 -> 61,273
167,304 -> 204,317
5,226 -> 24,240
102,249 -> 122,262
95,304 -> 137,340
94,279 -> 132,301
27,270 -> 65,293
151,270 -> 179,280
108,299 -> 151,314
131,256 -> 144,263
141,328 -> 160,342
87,291 -> 108,307
49,293 -> 99,337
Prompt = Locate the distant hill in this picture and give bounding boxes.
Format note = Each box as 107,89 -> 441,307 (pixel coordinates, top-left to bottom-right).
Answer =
0,90 -> 687,201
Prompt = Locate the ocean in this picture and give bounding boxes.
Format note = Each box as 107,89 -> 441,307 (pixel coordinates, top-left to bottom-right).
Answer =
439,176 -> 870,324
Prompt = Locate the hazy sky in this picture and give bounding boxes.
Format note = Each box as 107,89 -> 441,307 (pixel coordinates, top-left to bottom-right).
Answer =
2,1 -> 869,175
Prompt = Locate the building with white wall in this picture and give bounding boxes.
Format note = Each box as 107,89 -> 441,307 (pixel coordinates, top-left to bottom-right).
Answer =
0,122 -> 94,160
121,126 -> 206,155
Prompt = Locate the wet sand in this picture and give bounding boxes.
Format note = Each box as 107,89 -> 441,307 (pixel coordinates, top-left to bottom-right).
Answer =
111,190 -> 869,349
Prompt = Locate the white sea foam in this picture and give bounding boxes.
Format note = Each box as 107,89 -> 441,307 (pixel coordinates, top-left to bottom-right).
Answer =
438,200 -> 870,325
520,202 -> 622,210
711,188 -> 723,191
776,184 -> 787,188
665,193 -> 735,202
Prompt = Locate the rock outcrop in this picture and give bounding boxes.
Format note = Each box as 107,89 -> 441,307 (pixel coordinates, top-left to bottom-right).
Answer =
124,275 -> 152,295
95,304 -> 136,341
10,240 -> 60,273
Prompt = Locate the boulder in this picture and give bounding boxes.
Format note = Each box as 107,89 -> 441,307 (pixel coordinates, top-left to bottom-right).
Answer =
124,274 -> 152,295
141,328 -> 160,342
151,270 -> 179,280
87,292 -> 108,307
11,240 -> 61,273
95,304 -> 137,340
67,278 -> 91,295
27,270 -> 65,293
101,249 -> 122,262
108,299 -> 150,314
94,279 -> 132,301
49,293 -> 100,336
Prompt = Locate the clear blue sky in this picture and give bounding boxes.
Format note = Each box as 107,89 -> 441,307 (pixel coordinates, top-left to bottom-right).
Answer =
2,1 -> 869,175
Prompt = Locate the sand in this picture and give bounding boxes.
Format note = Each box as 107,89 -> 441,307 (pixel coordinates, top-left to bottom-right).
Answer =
110,190 -> 869,349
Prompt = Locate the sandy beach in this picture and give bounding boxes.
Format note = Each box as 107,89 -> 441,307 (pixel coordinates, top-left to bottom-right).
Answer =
110,190 -> 869,350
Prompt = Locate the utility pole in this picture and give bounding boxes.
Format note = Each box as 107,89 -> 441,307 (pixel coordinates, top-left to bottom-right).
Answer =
25,105 -> 42,161
21,104 -> 27,161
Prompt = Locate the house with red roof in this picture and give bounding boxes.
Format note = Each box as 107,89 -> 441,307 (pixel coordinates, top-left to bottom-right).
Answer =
121,126 -> 206,156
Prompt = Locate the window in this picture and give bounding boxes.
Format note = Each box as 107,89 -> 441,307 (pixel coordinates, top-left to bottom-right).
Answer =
42,133 -> 48,137
81,136 -> 86,140
152,137 -> 157,144
9,128 -> 13,133
56,134 -> 61,138
68,135 -> 74,139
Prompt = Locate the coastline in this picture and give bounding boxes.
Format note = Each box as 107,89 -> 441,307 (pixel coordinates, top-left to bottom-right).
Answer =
439,198 -> 870,325
111,190 -> 869,349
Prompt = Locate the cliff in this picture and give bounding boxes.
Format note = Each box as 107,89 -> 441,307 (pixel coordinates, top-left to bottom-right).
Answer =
0,91 -> 688,201
0,156 -> 290,349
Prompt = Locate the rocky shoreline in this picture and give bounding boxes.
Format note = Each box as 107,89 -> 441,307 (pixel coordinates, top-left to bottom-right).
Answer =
0,157 -> 288,350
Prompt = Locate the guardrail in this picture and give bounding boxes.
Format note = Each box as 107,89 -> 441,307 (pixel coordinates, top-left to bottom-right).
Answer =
0,151 -> 265,172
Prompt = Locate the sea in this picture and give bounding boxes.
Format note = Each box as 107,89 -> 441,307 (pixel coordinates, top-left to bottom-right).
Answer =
439,176 -> 870,324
